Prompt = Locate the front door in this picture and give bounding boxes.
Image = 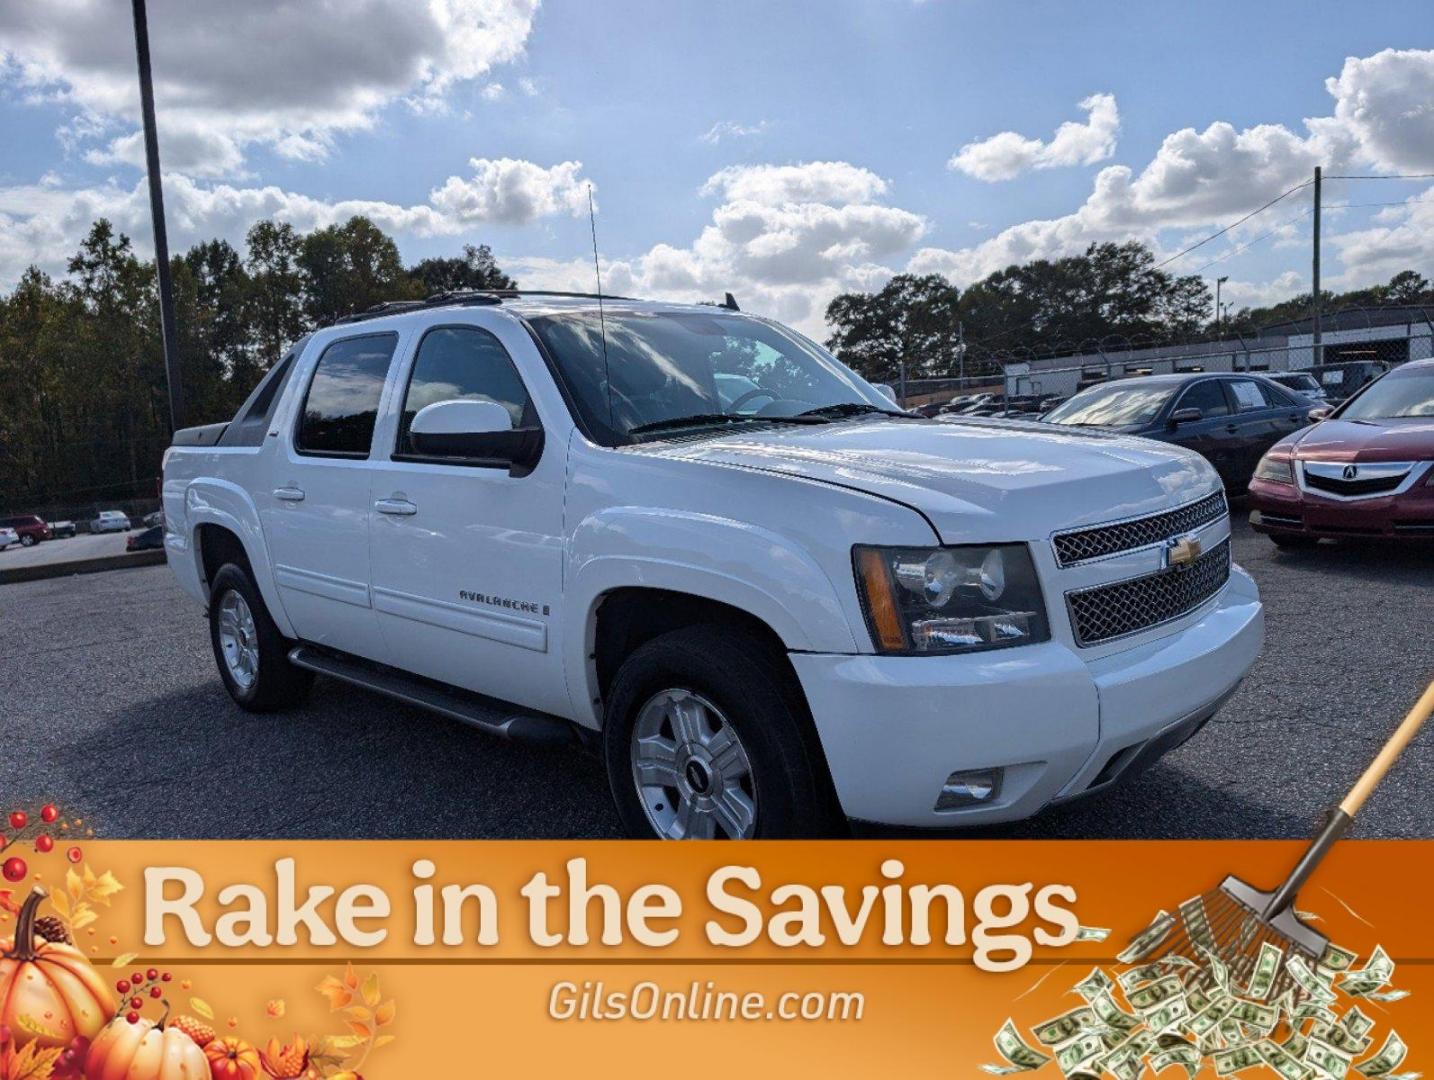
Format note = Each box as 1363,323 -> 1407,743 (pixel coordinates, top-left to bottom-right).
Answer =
261,332 -> 398,663
1168,379 -> 1240,488
367,321 -> 568,716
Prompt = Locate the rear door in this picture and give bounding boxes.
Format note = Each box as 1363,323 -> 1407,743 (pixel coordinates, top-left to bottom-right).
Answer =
261,332 -> 401,663
1227,379 -> 1303,485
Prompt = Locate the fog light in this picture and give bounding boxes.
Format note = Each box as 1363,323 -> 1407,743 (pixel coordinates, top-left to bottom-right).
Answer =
934,768 -> 1003,811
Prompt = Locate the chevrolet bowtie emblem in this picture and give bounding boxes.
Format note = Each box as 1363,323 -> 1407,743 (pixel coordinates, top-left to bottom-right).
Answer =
1165,533 -> 1202,569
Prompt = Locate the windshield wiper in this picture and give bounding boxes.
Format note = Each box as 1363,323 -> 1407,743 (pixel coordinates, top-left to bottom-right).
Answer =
627,413 -> 828,437
796,402 -> 918,419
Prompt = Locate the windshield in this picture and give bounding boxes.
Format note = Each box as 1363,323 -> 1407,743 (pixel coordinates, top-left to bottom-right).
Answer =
1043,383 -> 1175,427
1340,370 -> 1434,420
526,310 -> 890,443
1277,374 -> 1319,392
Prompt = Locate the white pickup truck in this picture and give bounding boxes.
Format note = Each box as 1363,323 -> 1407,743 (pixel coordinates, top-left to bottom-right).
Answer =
162,291 -> 1263,838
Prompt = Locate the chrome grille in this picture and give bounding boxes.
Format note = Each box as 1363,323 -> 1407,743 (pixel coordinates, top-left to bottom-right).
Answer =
1066,539 -> 1231,647
1052,491 -> 1227,566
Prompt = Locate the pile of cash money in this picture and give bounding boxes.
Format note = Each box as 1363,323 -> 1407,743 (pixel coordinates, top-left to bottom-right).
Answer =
983,901 -> 1414,1080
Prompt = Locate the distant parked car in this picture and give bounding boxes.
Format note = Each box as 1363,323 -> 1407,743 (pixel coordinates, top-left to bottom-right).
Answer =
0,527 -> 18,551
1043,372 -> 1313,492
126,525 -> 165,551
1308,360 -> 1388,404
0,515 -> 54,546
1266,371 -> 1327,403
50,519 -> 76,538
142,510 -> 164,528
93,510 -> 132,533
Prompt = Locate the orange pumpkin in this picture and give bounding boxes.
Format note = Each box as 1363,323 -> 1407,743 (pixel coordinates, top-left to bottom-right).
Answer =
0,887 -> 114,1051
84,1015 -> 208,1080
204,1036 -> 261,1080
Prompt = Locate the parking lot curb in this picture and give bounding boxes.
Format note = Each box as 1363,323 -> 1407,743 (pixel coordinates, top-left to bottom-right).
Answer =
0,548 -> 166,585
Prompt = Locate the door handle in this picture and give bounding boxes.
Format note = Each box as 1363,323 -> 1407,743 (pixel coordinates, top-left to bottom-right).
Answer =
374,498 -> 417,516
273,486 -> 305,502
1225,424 -> 1239,434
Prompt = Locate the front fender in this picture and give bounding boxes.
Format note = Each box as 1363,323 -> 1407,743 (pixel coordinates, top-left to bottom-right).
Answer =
562,506 -> 859,727
175,477 -> 295,639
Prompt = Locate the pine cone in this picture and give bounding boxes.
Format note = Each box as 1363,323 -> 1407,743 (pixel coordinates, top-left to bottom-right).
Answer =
34,915 -> 70,944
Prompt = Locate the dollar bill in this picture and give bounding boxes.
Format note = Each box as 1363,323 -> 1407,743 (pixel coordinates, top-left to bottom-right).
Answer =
1259,1038 -> 1313,1080
1146,996 -> 1191,1034
1151,1044 -> 1201,1078
1073,967 -> 1115,1002
1090,991 -> 1141,1034
1320,943 -> 1358,973
1120,963 -> 1170,992
1288,955 -> 1339,1005
1128,975 -> 1185,1014
1034,1007 -> 1099,1047
1283,1031 -> 1309,1059
1308,1037 -> 1355,1080
1200,945 -> 1232,993
1313,1021 -> 1373,1056
1343,1007 -> 1376,1040
1362,989 -> 1409,1003
1355,1032 -> 1407,1078
1295,1001 -> 1339,1027
1214,1045 -> 1264,1076
1119,911 -> 1176,964
1076,925 -> 1112,942
1188,997 -> 1237,1039
1246,941 -> 1284,1001
985,1019 -> 1054,1074
1228,999 -> 1279,1033
1056,1033 -> 1107,1076
1341,947 -> 1394,997
1179,895 -> 1217,952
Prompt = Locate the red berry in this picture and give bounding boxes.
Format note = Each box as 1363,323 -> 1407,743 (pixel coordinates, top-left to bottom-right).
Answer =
116,980 -> 130,994
66,846 -> 82,864
150,986 -> 162,999
8,811 -> 26,830
41,805 -> 59,824
60,1049 -> 76,1066
126,1012 -> 140,1024
1,857 -> 26,883
161,972 -> 172,982
131,972 -> 143,985
130,997 -> 143,1010
146,968 -> 159,981
35,835 -> 54,853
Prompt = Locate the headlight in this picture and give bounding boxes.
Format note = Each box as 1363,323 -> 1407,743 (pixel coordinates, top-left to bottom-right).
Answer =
1254,454 -> 1295,485
853,544 -> 1050,654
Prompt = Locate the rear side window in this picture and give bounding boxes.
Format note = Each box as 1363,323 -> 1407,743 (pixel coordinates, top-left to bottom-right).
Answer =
1177,380 -> 1230,418
295,333 -> 398,457
1229,380 -> 1278,411
396,326 -> 536,458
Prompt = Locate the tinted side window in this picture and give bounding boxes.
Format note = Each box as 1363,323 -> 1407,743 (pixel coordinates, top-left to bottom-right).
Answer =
296,334 -> 398,457
1178,380 -> 1230,418
396,327 -> 536,457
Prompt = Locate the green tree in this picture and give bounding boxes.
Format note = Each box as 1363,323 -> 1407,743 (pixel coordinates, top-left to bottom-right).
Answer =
244,220 -> 306,371
298,216 -> 420,324
410,243 -> 516,294
825,274 -> 963,384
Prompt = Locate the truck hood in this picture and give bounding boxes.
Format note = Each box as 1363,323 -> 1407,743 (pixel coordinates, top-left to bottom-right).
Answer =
637,416 -> 1217,543
1286,417 -> 1434,463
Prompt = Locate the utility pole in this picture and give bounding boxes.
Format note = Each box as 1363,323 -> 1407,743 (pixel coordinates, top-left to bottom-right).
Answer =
1215,275 -> 1228,336
1311,165 -> 1322,367
131,0 -> 183,433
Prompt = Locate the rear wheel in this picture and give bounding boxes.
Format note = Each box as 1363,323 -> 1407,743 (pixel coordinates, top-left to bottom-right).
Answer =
208,562 -> 312,712
602,625 -> 839,839
20,535 -> 35,547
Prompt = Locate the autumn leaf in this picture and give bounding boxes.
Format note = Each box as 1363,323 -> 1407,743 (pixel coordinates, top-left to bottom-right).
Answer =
111,952 -> 138,968
71,908 -> 98,931
373,1034 -> 396,1049
265,999 -> 285,1019
315,975 -> 353,1011
190,997 -> 215,1021
342,1006 -> 371,1025
360,972 -> 380,1008
0,890 -> 19,917
322,1035 -> 365,1052
3,1041 -> 65,1080
342,963 -> 358,990
65,868 -> 83,904
45,891 -> 69,920
374,999 -> 395,1027
344,1020 -> 372,1040
86,868 -> 124,905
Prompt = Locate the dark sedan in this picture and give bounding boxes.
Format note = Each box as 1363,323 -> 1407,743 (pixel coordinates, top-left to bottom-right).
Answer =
1042,373 -> 1313,491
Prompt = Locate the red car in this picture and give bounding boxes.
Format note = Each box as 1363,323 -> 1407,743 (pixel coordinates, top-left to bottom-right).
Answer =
0,514 -> 54,547
1249,358 -> 1434,545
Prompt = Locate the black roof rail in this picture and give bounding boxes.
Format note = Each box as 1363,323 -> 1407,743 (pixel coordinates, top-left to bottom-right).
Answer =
326,288 -> 653,327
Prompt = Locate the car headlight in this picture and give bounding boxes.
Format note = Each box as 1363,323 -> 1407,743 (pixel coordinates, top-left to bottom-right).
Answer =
853,544 -> 1050,654
1254,454 -> 1295,485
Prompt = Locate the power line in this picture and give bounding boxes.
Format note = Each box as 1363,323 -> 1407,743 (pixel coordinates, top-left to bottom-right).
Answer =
1323,173 -> 1434,181
1192,207 -> 1314,275
1154,179 -> 1313,270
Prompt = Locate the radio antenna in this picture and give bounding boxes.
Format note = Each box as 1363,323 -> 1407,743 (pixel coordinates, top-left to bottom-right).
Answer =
587,184 -> 615,431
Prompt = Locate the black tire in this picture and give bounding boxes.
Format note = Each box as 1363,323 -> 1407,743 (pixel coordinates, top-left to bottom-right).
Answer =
1269,533 -> 1316,549
19,535 -> 35,547
207,562 -> 313,712
602,625 -> 840,839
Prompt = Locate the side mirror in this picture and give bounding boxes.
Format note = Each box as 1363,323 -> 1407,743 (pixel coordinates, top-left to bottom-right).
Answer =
1307,406 -> 1333,422
873,383 -> 899,405
408,399 -> 544,472
1170,407 -> 1203,426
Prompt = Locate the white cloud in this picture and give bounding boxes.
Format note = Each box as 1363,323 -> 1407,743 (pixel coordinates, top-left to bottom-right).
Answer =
949,93 -> 1120,181
700,119 -> 771,144
700,161 -> 889,206
480,82 -> 507,101
428,158 -> 590,225
1325,49 -> 1434,173
1329,185 -> 1434,287
0,0 -> 539,175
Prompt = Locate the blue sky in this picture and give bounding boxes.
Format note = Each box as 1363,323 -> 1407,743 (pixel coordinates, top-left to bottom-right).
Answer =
2,0 -> 1432,336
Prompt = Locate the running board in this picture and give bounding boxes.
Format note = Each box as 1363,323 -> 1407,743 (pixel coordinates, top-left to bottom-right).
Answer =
287,644 -> 574,746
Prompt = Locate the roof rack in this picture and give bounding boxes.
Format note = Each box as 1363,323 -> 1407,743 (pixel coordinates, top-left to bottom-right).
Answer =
328,288 -> 640,326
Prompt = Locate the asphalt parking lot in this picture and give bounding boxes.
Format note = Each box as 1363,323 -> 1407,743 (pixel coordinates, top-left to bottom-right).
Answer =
0,510 -> 1429,840
0,531 -> 134,569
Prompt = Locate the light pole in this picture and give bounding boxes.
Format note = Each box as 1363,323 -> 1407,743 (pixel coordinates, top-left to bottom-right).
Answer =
131,0 -> 183,433
1215,275 -> 1229,336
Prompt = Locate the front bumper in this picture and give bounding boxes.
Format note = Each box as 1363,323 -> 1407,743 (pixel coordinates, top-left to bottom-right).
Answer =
1249,474 -> 1434,540
791,566 -> 1263,828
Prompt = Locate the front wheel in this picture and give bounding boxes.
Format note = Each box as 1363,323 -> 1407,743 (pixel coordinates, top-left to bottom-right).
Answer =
19,535 -> 35,547
602,626 -> 840,839
208,562 -> 312,712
